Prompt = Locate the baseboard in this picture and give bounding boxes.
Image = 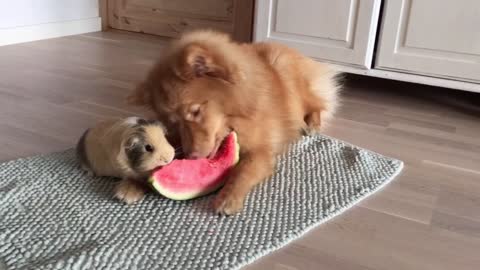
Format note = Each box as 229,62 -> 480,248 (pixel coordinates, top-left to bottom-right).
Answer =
332,64 -> 480,93
0,17 -> 102,46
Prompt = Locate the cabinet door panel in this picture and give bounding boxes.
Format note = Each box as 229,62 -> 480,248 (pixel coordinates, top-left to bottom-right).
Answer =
376,0 -> 480,82
254,0 -> 381,68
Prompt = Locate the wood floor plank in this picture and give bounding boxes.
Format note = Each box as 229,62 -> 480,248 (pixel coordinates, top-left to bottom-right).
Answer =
435,190 -> 480,222
251,206 -> 480,270
62,101 -> 135,119
359,178 -> 438,224
431,211 -> 480,239
0,124 -> 70,162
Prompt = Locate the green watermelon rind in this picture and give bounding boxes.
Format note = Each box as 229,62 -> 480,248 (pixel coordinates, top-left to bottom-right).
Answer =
148,132 -> 240,201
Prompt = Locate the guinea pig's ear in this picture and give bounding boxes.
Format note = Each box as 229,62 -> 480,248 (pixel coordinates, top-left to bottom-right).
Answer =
175,43 -> 237,84
127,82 -> 151,107
124,135 -> 141,150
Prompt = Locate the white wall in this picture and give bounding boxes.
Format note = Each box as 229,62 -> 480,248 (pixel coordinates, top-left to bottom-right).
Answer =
0,0 -> 101,46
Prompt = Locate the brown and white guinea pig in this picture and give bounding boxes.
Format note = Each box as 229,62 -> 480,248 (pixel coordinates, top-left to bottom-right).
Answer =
76,117 -> 175,204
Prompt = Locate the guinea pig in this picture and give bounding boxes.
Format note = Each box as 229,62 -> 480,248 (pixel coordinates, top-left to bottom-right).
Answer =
76,117 -> 175,204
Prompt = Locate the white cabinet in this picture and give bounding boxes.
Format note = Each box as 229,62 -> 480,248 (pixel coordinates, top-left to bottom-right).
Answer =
254,0 -> 381,68
376,0 -> 480,83
254,0 -> 480,92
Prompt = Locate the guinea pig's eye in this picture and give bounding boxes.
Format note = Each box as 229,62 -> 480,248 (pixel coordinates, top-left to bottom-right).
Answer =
144,144 -> 154,153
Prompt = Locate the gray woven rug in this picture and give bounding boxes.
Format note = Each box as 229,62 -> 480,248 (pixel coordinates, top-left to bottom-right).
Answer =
0,135 -> 403,270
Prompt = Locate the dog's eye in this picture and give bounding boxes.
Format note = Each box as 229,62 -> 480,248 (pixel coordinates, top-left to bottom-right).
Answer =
186,104 -> 202,121
169,115 -> 178,123
191,108 -> 200,118
144,144 -> 154,152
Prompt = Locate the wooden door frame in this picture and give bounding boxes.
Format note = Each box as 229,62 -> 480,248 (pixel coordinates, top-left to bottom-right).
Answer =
98,0 -> 254,42
232,0 -> 255,42
99,0 -> 109,31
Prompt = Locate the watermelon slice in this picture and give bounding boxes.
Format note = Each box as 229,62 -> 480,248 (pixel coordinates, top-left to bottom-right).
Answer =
149,132 -> 240,200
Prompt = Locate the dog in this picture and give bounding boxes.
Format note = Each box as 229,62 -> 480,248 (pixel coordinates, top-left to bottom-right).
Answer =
128,30 -> 340,215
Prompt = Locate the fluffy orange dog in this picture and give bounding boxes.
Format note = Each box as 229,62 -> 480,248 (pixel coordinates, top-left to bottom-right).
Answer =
128,30 -> 340,215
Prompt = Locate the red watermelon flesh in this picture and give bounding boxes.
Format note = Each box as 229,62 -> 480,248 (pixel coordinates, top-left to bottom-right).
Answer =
149,132 -> 239,200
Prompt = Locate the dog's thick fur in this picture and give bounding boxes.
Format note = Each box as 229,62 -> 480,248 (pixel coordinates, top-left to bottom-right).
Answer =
128,30 -> 340,214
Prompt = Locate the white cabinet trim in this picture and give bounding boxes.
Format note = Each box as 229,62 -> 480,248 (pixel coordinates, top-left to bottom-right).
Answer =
334,64 -> 480,93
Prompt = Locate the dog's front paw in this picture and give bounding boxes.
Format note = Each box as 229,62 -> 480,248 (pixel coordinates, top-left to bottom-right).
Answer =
212,188 -> 245,215
115,179 -> 145,204
304,111 -> 323,135
301,126 -> 320,136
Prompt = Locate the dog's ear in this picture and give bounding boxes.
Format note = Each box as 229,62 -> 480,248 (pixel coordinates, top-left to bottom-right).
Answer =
127,82 -> 151,106
175,43 -> 235,84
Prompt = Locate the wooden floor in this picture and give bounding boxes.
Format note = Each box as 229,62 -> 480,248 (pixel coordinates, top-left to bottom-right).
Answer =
1,31 -> 479,270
